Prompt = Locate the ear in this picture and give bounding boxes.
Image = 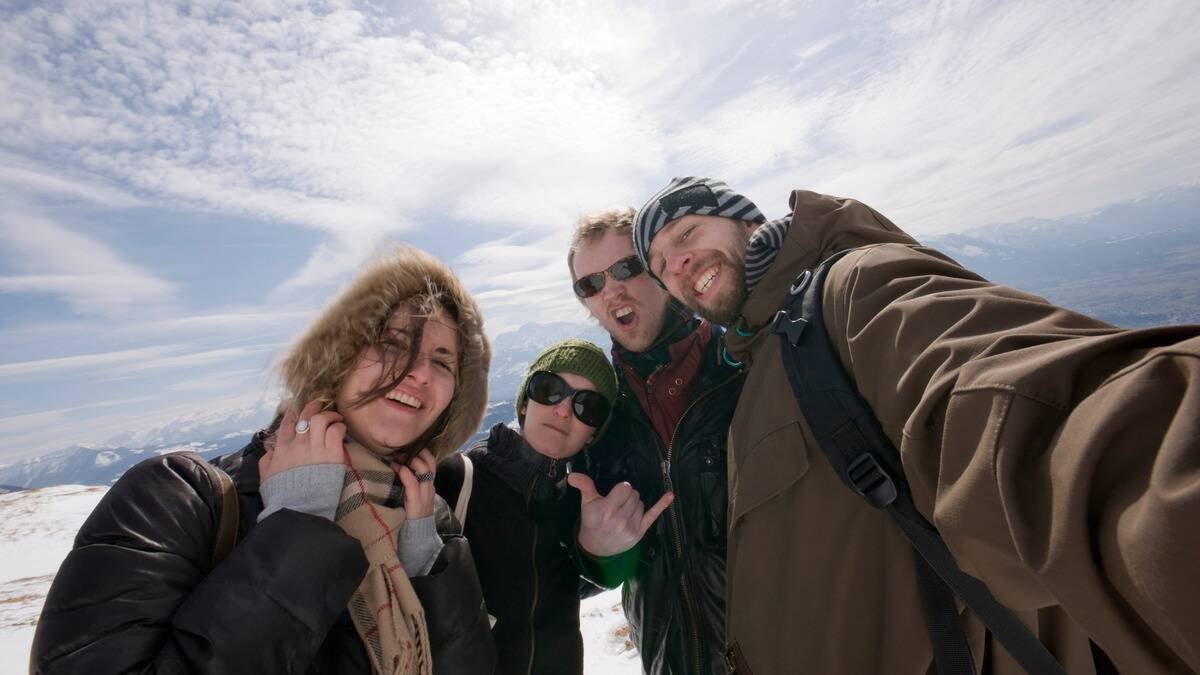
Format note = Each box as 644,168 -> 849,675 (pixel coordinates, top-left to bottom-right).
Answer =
519,405 -> 527,416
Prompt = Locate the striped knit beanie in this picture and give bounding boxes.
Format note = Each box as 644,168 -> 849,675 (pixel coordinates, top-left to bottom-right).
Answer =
633,177 -> 767,282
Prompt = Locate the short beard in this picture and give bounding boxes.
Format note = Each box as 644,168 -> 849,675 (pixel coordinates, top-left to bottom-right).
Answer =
695,274 -> 746,326
683,251 -> 748,327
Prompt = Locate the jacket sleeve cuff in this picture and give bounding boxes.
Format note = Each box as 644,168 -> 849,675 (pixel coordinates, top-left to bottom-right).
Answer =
258,463 -> 345,522
572,537 -> 638,588
398,515 -> 443,576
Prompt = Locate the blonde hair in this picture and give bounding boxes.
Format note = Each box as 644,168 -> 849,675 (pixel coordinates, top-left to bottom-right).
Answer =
277,244 -> 491,460
567,207 -> 635,283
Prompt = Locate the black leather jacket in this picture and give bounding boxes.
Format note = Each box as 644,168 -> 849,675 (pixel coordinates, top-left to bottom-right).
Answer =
31,433 -> 496,674
578,323 -> 744,675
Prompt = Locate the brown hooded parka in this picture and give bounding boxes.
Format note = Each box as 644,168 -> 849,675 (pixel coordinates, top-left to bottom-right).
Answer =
722,190 -> 1200,674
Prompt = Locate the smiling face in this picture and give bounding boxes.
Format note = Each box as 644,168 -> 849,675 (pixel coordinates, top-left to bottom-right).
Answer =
522,371 -> 598,460
335,306 -> 459,456
572,229 -> 672,352
647,214 -> 755,326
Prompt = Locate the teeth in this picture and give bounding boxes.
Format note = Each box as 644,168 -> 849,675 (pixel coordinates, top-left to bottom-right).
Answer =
386,391 -> 423,409
694,267 -> 718,294
614,306 -> 633,318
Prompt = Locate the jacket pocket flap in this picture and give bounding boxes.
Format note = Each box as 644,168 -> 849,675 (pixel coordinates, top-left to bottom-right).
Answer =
730,418 -> 810,526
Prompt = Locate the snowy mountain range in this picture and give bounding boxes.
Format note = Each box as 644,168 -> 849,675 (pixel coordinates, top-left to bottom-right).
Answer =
3,185 -> 1198,489
922,184 -> 1200,327
0,325 -> 605,489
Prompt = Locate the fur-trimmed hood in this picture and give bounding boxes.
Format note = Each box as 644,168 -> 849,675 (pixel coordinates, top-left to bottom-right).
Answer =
279,244 -> 491,460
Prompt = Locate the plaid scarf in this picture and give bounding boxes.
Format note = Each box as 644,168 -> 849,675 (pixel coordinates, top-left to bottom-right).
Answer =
337,442 -> 433,675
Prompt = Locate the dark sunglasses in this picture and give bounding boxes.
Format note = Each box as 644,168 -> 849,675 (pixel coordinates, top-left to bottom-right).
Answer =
572,255 -> 645,298
525,371 -> 611,428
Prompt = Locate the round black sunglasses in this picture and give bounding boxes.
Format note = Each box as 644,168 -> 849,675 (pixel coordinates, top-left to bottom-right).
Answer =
572,255 -> 645,298
524,371 -> 611,428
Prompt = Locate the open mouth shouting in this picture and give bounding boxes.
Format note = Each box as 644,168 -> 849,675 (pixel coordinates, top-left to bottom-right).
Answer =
611,304 -> 638,329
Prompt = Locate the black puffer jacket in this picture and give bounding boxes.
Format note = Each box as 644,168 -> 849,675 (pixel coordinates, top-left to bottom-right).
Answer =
436,423 -> 592,675
578,322 -> 744,675
31,433 -> 496,674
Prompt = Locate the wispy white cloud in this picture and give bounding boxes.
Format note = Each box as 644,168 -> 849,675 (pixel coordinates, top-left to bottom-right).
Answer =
0,397 -> 156,437
731,0 -> 1200,232
455,230 -> 590,333
0,209 -> 176,316
0,344 -> 271,380
121,345 -> 274,375
0,346 -> 168,379
0,155 -> 143,208
165,368 -> 263,392
2,0 -> 1199,463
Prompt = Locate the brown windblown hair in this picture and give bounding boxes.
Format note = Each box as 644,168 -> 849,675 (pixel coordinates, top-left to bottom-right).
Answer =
566,207 -> 635,284
276,244 -> 491,462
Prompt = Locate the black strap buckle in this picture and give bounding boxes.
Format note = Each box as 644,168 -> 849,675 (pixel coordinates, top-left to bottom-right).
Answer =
771,309 -> 808,346
847,453 -> 898,508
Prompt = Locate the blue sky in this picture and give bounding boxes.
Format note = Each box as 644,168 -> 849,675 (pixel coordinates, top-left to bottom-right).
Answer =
2,0 -> 1199,463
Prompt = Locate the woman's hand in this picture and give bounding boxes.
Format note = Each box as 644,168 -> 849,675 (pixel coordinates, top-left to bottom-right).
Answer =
395,448 -> 437,519
260,401 -> 347,483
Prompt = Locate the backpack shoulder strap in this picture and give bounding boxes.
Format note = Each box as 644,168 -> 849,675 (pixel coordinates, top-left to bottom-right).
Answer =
182,452 -> 239,567
771,249 -> 1065,675
454,453 -> 474,527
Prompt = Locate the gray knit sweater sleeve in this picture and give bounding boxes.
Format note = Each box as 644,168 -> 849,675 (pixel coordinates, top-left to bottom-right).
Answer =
258,463 -> 345,522
398,516 -> 444,576
259,464 -> 443,576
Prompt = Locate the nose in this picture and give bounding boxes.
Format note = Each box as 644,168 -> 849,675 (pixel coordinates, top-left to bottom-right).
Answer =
553,398 -> 573,418
405,354 -> 434,384
666,250 -> 693,277
599,273 -> 624,301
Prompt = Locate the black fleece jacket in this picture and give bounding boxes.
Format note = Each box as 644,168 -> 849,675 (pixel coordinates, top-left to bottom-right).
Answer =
31,433 -> 496,675
437,423 -> 596,675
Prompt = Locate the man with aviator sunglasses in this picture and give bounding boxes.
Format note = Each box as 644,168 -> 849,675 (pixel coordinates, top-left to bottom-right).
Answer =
436,339 -> 618,674
565,208 -> 745,675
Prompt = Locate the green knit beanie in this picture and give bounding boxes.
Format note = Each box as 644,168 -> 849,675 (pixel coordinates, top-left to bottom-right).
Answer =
516,339 -> 618,432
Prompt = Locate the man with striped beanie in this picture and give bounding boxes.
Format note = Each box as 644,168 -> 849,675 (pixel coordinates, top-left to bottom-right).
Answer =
630,177 -> 1200,674
632,177 -> 788,326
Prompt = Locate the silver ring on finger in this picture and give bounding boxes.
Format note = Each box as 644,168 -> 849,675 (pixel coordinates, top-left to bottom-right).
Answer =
294,419 -> 310,435
415,471 -> 434,483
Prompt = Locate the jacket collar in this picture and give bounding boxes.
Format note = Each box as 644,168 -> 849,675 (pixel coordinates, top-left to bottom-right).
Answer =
469,423 -> 574,507
613,320 -> 737,399
724,189 -> 920,364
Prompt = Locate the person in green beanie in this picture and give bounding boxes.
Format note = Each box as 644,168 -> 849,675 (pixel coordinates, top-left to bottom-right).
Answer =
435,339 -> 618,675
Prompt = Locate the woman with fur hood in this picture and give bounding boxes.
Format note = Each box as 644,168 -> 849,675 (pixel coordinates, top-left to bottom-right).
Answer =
31,245 -> 497,674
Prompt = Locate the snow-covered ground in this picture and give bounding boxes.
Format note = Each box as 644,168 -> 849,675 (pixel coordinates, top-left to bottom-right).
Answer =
0,486 -> 641,674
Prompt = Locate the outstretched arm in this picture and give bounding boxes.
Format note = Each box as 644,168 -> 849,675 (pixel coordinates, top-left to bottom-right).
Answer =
824,242 -> 1200,673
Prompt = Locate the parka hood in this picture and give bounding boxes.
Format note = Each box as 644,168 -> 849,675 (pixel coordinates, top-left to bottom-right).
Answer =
279,244 -> 491,460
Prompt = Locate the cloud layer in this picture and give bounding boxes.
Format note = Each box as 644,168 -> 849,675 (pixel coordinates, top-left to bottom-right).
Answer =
2,0 -> 1198,460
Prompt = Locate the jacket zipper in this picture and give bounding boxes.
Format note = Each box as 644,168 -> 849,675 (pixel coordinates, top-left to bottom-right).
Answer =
524,458 -> 556,675
527,525 -> 539,675
661,370 -> 742,675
